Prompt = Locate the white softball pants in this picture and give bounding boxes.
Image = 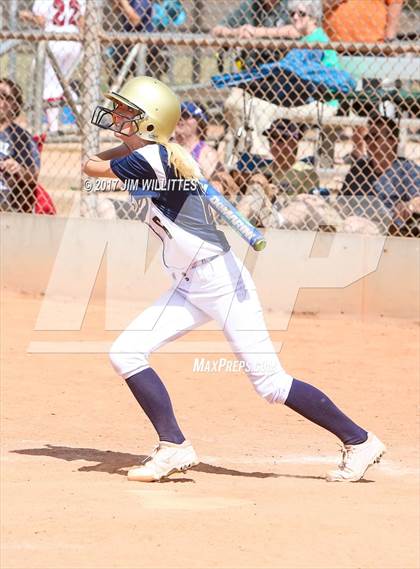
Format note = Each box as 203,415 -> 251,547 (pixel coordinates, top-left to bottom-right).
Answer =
43,41 -> 82,101
109,251 -> 293,404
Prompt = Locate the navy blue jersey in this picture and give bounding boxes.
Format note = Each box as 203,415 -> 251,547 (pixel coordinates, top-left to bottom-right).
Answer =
110,143 -> 230,270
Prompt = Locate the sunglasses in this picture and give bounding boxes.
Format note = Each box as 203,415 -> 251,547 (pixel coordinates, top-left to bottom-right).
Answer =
290,10 -> 308,18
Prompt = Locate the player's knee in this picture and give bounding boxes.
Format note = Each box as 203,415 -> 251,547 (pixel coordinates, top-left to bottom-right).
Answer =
252,372 -> 293,405
108,347 -> 124,376
109,338 -> 149,378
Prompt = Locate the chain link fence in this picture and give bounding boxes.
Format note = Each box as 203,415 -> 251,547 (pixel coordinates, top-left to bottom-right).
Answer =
1,0 -> 419,236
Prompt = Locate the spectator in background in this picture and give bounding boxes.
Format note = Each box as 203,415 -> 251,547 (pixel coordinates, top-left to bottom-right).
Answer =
213,0 -> 289,68
324,0 -> 403,42
0,79 -> 40,213
323,0 -> 404,159
19,0 -> 85,133
213,0 -> 289,37
221,0 -> 340,162
239,0 -> 328,44
261,118 -> 319,194
174,102 -> 221,179
235,118 -> 319,193
340,114 -> 420,234
109,0 -> 154,82
108,0 -> 186,82
231,118 -> 338,229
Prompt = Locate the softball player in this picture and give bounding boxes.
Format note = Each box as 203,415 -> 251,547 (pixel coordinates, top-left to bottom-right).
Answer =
84,76 -> 386,483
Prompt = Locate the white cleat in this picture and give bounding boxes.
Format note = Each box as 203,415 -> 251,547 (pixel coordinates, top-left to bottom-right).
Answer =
127,440 -> 199,482
326,432 -> 386,482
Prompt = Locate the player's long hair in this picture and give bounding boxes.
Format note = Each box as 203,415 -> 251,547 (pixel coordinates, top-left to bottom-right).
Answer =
164,141 -> 202,180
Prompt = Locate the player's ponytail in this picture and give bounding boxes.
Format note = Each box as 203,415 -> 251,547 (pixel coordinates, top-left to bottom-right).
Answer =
164,141 -> 202,180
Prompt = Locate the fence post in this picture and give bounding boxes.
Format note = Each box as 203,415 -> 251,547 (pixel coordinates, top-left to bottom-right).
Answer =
8,0 -> 18,81
81,0 -> 103,189
136,44 -> 147,76
32,41 -> 46,134
191,0 -> 203,84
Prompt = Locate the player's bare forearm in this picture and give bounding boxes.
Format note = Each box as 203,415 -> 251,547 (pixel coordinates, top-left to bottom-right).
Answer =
116,0 -> 141,26
212,26 -> 242,37
19,10 -> 45,27
0,159 -> 38,186
260,25 -> 301,39
19,165 -> 39,186
83,157 -> 115,178
83,144 -> 130,178
96,143 -> 132,161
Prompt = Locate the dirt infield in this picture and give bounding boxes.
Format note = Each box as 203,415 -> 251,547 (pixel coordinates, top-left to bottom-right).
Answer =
1,288 -> 419,569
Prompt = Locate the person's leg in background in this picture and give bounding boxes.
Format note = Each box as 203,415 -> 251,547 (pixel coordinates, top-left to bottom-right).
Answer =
223,89 -> 338,165
43,40 -> 82,132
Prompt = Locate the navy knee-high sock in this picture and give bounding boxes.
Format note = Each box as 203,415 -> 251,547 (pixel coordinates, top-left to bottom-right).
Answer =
285,378 -> 367,445
125,368 -> 185,444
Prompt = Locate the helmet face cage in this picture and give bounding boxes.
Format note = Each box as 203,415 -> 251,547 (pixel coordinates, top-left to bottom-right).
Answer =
91,100 -> 145,135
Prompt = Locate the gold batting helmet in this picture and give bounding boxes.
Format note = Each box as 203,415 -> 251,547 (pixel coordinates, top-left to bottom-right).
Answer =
91,76 -> 181,143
